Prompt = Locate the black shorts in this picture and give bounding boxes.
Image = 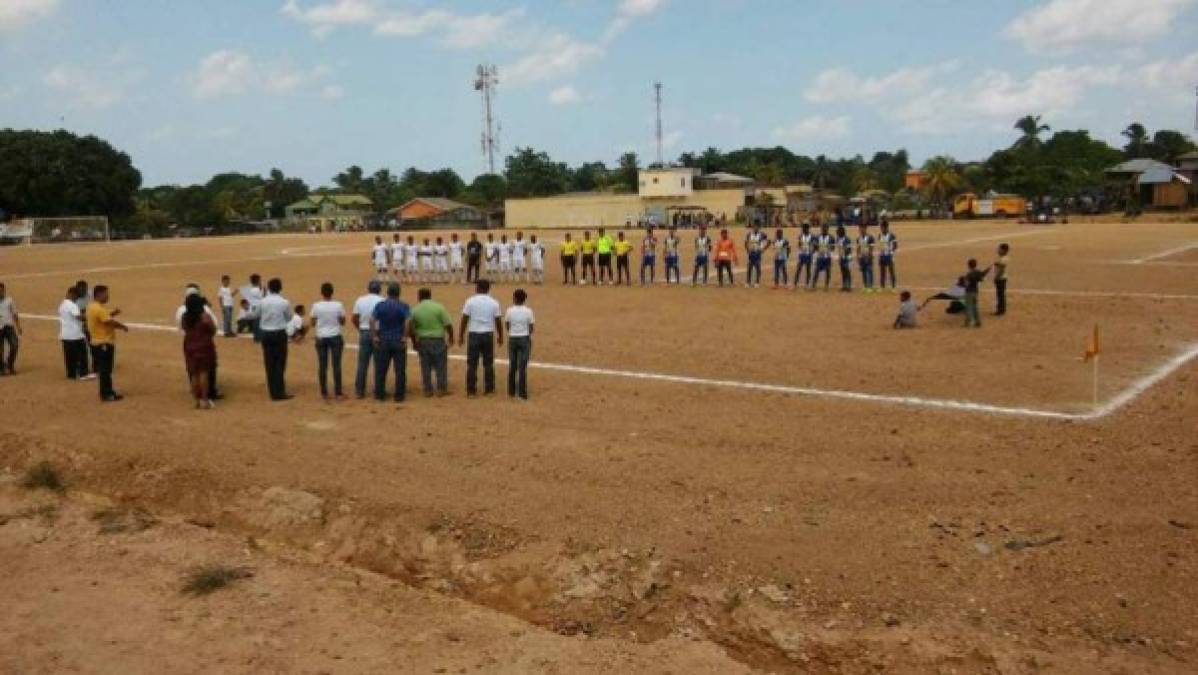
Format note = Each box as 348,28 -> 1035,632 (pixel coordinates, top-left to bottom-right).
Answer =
582,253 -> 596,266
562,254 -> 576,267
598,253 -> 612,267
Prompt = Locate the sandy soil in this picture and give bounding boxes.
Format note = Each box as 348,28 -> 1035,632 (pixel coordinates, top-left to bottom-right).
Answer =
1,220 -> 1196,673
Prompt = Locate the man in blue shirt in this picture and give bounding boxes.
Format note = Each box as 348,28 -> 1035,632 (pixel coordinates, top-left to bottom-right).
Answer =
370,282 -> 410,402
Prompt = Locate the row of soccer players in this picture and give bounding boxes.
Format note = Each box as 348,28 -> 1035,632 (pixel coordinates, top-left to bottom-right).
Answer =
371,232 -> 548,284
555,221 -> 899,290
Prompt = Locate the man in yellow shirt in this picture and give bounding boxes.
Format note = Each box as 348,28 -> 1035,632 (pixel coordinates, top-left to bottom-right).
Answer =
596,227 -> 615,286
613,231 -> 634,285
579,231 -> 597,285
85,285 -> 129,401
560,233 -> 579,285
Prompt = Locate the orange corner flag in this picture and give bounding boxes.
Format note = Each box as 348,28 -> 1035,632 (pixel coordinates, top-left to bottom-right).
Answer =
1083,324 -> 1101,362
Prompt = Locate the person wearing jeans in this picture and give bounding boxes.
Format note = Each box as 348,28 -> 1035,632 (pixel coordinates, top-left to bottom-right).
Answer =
311,282 -> 347,400
84,285 -> 128,401
458,279 -> 503,397
408,287 -> 454,397
504,289 -> 535,400
370,282 -> 410,402
993,243 -> 1010,316
962,258 -> 991,328
257,278 -> 293,401
351,280 -> 383,398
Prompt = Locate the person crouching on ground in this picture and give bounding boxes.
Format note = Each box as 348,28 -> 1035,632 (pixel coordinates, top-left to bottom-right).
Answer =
505,289 -> 535,400
181,293 -> 218,409
893,291 -> 919,329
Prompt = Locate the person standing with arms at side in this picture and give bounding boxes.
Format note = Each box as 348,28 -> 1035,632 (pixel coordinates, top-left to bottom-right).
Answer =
512,231 -> 528,283
466,232 -> 483,283
391,233 -> 406,282
484,233 -> 499,278
0,283 -> 21,376
174,284 -> 222,400
529,235 -> 546,284
878,219 -> 898,291
497,234 -> 513,283
639,228 -> 658,286
505,289 -> 535,400
663,227 -> 681,284
856,224 -> 875,292
74,280 -> 93,376
216,275 -> 238,337
812,224 -> 834,291
241,273 -> 264,341
794,223 -> 815,290
714,228 -> 738,287
408,287 -> 454,397
181,293 -> 218,409
311,282 -> 347,401
962,258 -> 991,328
743,225 -> 767,288
371,282 -> 410,402
258,278 -> 294,401
579,231 -> 597,285
86,285 -> 128,401
835,225 -> 853,292
404,236 -> 420,283
59,286 -> 92,380
614,231 -> 634,286
560,233 -> 579,285
351,280 -> 384,399
993,243 -> 1010,316
449,233 -> 465,284
371,236 -> 390,281
458,279 -> 503,397
693,227 -> 712,286
771,228 -> 791,289
596,228 -> 615,286
433,236 -> 450,284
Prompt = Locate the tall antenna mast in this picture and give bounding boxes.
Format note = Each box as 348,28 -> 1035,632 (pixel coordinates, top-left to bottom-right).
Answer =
654,82 -> 664,167
474,65 -> 500,174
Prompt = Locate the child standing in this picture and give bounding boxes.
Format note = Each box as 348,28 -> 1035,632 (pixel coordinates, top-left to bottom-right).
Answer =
962,258 -> 991,328
993,243 -> 1010,316
218,275 -> 237,337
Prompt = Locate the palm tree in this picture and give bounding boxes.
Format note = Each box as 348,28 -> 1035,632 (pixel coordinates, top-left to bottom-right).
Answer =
921,156 -> 961,212
853,165 -> 879,194
1121,122 -> 1149,158
1014,115 -> 1050,148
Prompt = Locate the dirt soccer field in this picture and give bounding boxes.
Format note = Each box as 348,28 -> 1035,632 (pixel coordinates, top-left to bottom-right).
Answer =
1,220 -> 1197,673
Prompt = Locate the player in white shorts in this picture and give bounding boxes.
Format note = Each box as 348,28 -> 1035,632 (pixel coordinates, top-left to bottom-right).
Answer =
419,238 -> 435,282
433,236 -> 450,283
449,233 -> 465,283
371,236 -> 390,281
497,234 -> 513,282
390,234 -> 405,281
529,234 -> 545,284
404,236 -> 420,281
484,234 -> 498,276
512,231 -> 528,282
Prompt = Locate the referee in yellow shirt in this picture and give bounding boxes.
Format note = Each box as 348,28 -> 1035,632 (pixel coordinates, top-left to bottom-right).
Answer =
614,231 -> 634,285
560,233 -> 580,285
580,231 -> 597,285
596,228 -> 615,286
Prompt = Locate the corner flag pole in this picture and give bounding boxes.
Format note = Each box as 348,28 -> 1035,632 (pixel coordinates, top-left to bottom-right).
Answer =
1092,350 -> 1099,406
1083,324 -> 1100,406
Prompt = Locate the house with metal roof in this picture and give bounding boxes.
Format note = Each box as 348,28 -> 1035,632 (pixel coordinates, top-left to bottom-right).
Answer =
284,193 -> 374,231
1105,159 -> 1191,209
387,197 -> 488,230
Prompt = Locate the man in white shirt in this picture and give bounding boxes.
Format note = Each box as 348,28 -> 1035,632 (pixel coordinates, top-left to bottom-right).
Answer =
404,236 -> 419,281
433,236 -> 450,284
529,235 -> 545,284
217,275 -> 237,337
503,288 -> 535,399
457,279 -> 504,396
484,234 -> 498,275
391,234 -> 405,281
258,277 -> 294,401
371,236 -> 390,280
419,238 -> 435,282
351,280 -> 384,398
497,234 -> 513,282
311,281 -> 347,399
449,233 -> 465,283
512,232 -> 527,282
59,285 -> 93,380
240,274 -> 264,341
0,282 -> 20,376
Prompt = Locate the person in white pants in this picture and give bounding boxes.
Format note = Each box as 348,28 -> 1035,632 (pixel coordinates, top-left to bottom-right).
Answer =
512,231 -> 528,282
484,234 -> 498,277
529,235 -> 545,284
390,234 -> 405,281
433,237 -> 450,284
449,233 -> 465,283
419,238 -> 435,282
371,236 -> 389,281
497,234 -> 513,282
404,236 -> 419,282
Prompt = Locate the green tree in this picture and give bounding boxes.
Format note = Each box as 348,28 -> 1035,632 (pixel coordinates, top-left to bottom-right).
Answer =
460,173 -> 508,207
333,165 -> 366,193
921,156 -> 961,209
1122,123 -> 1150,158
504,147 -> 571,198
571,161 -> 609,192
1148,130 -> 1197,162
263,169 -> 309,218
1014,115 -> 1051,148
0,129 -> 141,218
616,151 -> 640,192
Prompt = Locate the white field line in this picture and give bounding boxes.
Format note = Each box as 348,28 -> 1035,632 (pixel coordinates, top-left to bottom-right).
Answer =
907,286 -> 1198,301
1124,241 -> 1198,265
20,315 -> 1198,422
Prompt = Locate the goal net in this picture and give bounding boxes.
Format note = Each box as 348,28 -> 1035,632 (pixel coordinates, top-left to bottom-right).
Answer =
0,217 -> 110,244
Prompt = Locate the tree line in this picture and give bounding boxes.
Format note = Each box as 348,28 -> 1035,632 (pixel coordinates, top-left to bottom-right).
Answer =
0,118 -> 1193,236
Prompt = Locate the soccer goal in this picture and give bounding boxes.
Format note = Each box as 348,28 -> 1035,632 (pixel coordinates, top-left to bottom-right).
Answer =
0,216 -> 111,245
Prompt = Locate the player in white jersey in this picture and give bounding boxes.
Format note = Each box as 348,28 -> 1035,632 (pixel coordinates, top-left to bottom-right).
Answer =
418,238 -> 435,282
484,234 -> 499,276
528,234 -> 546,284
512,232 -> 528,282
404,236 -> 420,281
371,236 -> 390,281
390,234 -> 405,280
433,236 -> 450,283
497,234 -> 513,281
449,233 -> 465,283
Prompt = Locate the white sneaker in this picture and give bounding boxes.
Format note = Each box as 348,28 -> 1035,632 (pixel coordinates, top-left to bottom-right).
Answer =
80,374 -> 97,381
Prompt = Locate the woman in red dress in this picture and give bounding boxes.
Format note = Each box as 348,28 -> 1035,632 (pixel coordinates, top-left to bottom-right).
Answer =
181,294 -> 217,409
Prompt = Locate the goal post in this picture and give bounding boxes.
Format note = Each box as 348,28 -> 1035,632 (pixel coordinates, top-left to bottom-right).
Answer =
0,216 -> 111,244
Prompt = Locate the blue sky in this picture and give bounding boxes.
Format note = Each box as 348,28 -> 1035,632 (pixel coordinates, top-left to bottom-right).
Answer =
2,0 -> 1197,187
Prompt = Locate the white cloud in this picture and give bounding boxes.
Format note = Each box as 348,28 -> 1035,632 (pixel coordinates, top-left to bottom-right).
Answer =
0,0 -> 58,31
1004,0 -> 1196,51
548,85 -> 582,105
773,115 -> 851,144
606,0 -> 669,41
281,0 -> 378,37
1138,51 -> 1198,89
43,64 -> 130,109
374,9 -> 451,36
321,84 -> 345,100
504,33 -> 605,85
191,49 -> 337,99
804,63 -> 956,104
375,7 -> 525,49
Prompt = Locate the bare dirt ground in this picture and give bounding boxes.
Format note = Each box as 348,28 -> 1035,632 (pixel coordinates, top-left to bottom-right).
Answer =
1,220 -> 1196,673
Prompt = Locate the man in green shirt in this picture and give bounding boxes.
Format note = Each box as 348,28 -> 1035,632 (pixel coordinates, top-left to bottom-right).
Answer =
596,227 -> 615,286
408,287 -> 455,396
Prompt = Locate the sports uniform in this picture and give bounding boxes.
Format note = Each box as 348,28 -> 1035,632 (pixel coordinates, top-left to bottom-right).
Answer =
449,239 -> 465,282
512,237 -> 527,280
878,228 -> 898,289
529,240 -> 545,283
372,242 -> 389,278
391,239 -> 405,278
497,240 -> 513,280
663,233 -> 681,284
744,229 -> 767,287
639,234 -> 658,285
772,235 -> 791,287
812,231 -> 834,289
693,233 -> 712,285
434,243 -> 450,281
856,230 -> 875,291
836,233 -> 853,291
405,241 -> 420,277
419,242 -> 435,279
795,229 -> 815,288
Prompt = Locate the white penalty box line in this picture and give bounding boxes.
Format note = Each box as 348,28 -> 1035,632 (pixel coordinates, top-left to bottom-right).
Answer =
21,315 -> 1198,423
